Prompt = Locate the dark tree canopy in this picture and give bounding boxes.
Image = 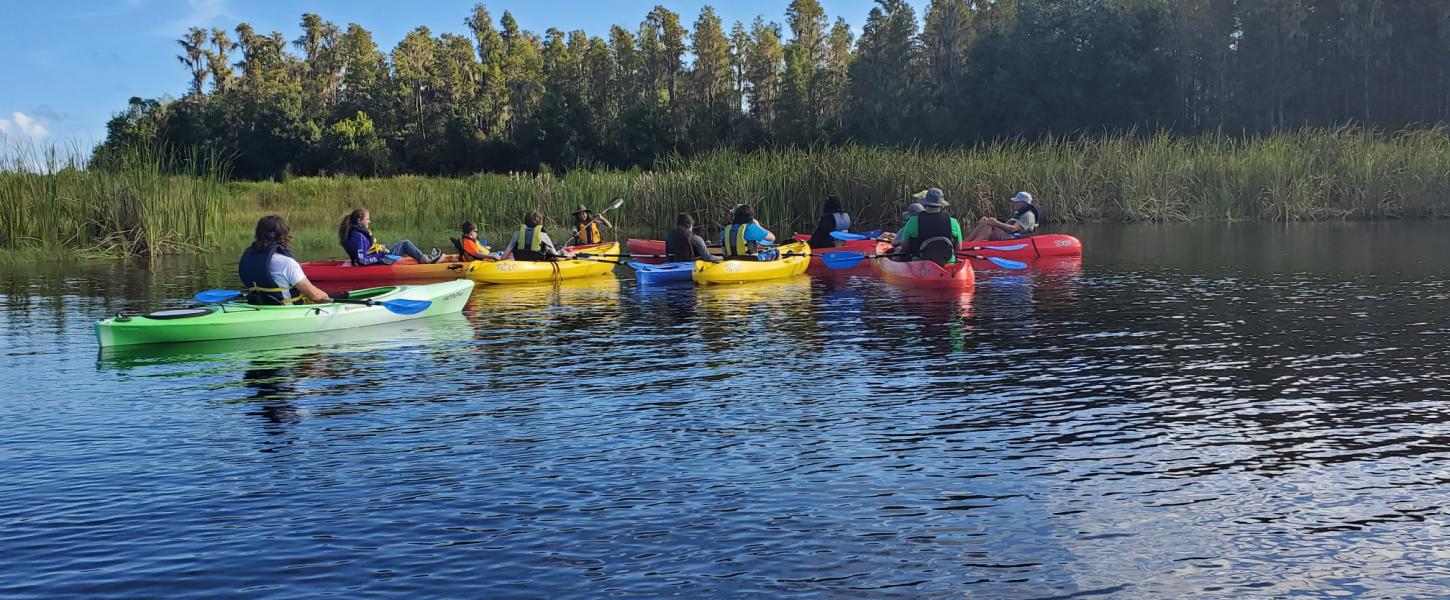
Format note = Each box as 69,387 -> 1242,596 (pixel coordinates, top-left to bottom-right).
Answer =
97,0 -> 1450,180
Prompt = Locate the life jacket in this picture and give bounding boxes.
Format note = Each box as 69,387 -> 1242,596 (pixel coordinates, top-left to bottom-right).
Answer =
665,229 -> 697,262
905,211 -> 959,266
345,225 -> 388,266
461,236 -> 490,260
514,225 -> 547,261
575,221 -> 601,245
722,224 -> 754,257
238,245 -> 301,305
1012,204 -> 1043,236
809,212 -> 852,249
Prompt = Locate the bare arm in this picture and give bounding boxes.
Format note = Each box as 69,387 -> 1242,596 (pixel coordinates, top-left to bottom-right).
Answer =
295,279 -> 332,304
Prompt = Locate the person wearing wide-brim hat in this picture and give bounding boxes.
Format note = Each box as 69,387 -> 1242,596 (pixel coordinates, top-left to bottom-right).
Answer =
894,188 -> 963,265
966,191 -> 1042,242
571,204 -> 613,245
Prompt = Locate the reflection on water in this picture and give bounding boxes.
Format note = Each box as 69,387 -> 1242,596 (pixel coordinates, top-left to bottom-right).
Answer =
3,223 -> 1450,597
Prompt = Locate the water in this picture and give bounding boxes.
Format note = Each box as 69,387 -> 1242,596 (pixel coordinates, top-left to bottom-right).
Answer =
4,222 -> 1450,598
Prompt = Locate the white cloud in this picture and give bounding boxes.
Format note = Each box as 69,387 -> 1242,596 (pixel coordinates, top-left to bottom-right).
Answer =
0,112 -> 49,139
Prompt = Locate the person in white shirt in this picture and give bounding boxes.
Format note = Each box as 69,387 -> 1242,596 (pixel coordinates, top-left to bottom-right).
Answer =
238,215 -> 331,305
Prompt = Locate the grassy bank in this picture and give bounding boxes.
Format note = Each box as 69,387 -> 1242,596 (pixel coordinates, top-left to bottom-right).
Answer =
5,128 -> 1449,257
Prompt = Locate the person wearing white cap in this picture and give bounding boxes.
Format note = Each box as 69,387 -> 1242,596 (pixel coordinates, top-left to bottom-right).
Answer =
966,191 -> 1041,242
894,188 -> 963,265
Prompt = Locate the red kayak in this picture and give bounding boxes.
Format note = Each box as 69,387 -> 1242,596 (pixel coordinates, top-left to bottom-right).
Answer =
873,243 -> 975,289
301,255 -> 471,284
967,234 -> 1082,261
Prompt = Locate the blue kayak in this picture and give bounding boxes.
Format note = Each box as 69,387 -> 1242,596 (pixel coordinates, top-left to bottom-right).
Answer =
629,261 -> 694,285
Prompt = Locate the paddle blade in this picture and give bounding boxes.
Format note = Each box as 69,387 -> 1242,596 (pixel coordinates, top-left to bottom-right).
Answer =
983,256 -> 1029,270
607,197 -> 624,210
865,229 -> 882,238
379,298 -> 432,315
822,251 -> 868,270
194,290 -> 241,304
967,243 -> 1028,251
829,231 -> 868,241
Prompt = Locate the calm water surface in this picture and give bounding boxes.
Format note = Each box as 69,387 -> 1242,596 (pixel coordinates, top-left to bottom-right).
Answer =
3,223 -> 1450,598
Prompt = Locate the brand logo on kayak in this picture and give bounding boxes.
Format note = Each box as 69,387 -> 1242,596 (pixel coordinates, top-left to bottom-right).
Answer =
725,262 -> 742,272
443,291 -> 465,301
1054,239 -> 1072,247
496,263 -> 516,272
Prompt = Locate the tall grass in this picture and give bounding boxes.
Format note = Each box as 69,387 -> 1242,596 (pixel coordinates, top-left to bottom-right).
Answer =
0,140 -> 224,256
4,128 -> 1448,257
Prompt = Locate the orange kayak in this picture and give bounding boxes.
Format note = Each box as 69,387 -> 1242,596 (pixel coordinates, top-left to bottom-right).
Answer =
872,242 -> 975,289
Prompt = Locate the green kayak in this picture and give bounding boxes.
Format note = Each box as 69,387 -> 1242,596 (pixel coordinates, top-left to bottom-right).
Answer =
95,280 -> 475,347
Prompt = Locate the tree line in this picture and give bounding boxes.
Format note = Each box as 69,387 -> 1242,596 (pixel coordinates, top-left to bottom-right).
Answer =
96,0 -> 1450,180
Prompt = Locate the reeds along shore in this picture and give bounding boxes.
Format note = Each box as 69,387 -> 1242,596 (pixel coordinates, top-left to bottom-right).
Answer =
3,128 -> 1449,256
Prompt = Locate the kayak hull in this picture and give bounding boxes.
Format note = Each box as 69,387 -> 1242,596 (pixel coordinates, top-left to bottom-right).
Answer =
94,280 -> 475,347
465,242 -> 618,284
968,234 -> 1083,261
873,242 -> 975,289
630,261 -> 694,285
301,256 -> 471,283
692,241 -> 811,285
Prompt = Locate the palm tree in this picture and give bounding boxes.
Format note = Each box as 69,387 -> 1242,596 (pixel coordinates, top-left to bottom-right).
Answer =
177,27 -> 211,99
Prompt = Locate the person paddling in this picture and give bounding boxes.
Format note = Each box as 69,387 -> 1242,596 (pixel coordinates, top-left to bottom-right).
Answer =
339,208 -> 441,266
571,206 -> 612,245
240,215 -> 331,305
966,191 -> 1041,241
502,211 -> 573,260
666,213 -> 722,263
807,195 -> 852,249
895,188 -> 962,265
720,204 -> 776,259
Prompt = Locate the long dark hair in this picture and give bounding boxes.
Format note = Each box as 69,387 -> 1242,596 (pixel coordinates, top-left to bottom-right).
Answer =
338,208 -> 368,247
822,195 -> 843,214
675,212 -> 695,237
731,204 -> 754,225
251,215 -> 292,252
523,211 -> 544,229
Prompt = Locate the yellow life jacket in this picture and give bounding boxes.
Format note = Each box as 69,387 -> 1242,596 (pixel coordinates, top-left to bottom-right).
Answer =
723,224 -> 752,257
575,222 -> 600,245
519,225 -> 543,251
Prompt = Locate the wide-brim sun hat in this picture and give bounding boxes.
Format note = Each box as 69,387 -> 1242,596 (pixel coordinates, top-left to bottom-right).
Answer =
912,187 -> 948,207
901,202 -> 926,220
572,205 -> 591,215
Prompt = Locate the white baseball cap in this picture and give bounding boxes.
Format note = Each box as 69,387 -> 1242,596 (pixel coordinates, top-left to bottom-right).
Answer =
1012,191 -> 1034,204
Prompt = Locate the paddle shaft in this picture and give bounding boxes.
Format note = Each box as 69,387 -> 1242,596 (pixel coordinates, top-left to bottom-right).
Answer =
560,200 -> 623,247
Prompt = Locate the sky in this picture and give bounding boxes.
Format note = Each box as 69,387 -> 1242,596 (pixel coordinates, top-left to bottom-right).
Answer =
1,0 -> 925,157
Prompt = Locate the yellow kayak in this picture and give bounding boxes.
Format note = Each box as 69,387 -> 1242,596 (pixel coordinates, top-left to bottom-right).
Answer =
464,242 -> 619,284
692,241 -> 811,285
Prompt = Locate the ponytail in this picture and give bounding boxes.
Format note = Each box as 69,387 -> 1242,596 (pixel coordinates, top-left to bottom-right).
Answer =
338,208 -> 367,248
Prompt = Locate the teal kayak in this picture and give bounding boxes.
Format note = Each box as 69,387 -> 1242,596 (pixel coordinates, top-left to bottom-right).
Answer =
95,280 -> 475,347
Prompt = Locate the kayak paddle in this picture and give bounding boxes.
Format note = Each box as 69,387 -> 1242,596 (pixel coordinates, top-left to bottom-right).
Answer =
828,229 -> 884,242
334,297 -> 433,315
191,289 -> 432,314
821,251 -> 1029,270
194,290 -> 242,304
560,197 -> 625,247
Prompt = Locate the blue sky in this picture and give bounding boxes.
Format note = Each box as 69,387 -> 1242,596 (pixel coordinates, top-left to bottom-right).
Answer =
1,0 -> 924,154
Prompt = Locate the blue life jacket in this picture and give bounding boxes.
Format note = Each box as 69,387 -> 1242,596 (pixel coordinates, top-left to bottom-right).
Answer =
238,245 -> 300,305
